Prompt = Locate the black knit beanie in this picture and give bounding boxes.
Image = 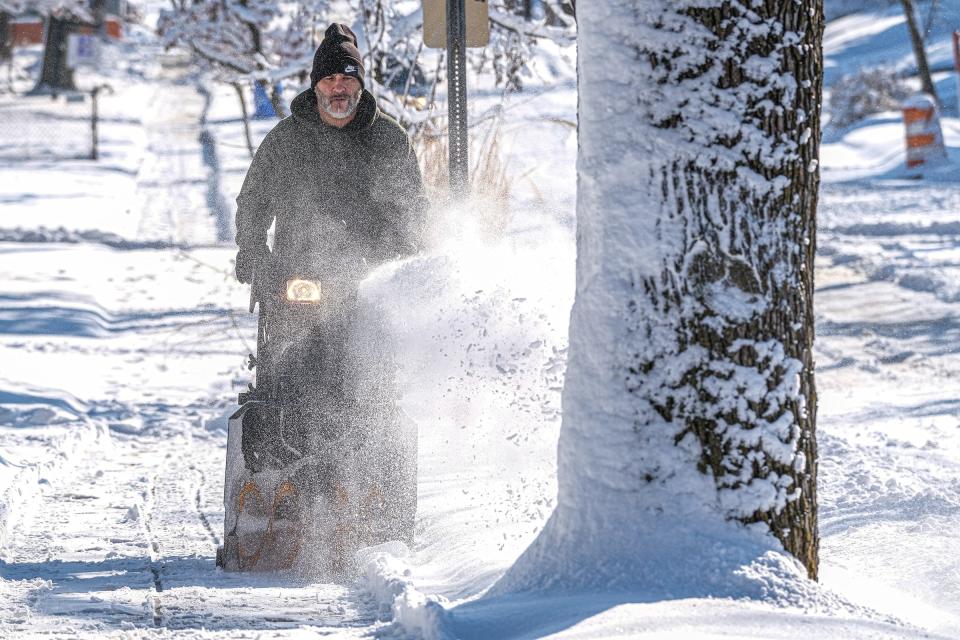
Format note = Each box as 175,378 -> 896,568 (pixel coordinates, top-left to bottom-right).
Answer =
310,23 -> 365,88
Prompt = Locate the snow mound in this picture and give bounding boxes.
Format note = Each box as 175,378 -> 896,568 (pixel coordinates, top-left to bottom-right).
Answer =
357,542 -> 455,640
441,526 -> 908,640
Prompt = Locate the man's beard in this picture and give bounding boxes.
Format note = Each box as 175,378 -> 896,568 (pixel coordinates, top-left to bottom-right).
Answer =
318,91 -> 360,119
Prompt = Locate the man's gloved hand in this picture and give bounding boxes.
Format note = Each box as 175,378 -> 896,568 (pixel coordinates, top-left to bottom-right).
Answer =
235,245 -> 268,284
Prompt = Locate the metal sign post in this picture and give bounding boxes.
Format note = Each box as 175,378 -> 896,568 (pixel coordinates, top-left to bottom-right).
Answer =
422,0 -> 489,200
90,83 -> 113,160
446,0 -> 469,198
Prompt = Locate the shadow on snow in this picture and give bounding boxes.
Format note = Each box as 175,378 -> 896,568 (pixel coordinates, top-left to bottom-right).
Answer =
0,554 -> 378,632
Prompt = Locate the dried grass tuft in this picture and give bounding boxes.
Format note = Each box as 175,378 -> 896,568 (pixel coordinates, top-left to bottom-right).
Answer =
414,119 -> 512,241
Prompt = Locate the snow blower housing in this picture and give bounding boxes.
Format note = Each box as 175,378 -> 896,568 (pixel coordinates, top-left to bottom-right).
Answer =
217,262 -> 416,574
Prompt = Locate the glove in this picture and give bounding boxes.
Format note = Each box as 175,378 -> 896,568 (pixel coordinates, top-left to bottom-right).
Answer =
235,245 -> 268,284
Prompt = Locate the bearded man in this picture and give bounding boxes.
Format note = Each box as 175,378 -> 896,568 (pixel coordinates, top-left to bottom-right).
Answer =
234,23 -> 427,283
223,25 -> 422,558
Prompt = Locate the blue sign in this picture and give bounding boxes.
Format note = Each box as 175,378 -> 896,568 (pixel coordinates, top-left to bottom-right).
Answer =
253,83 -> 281,119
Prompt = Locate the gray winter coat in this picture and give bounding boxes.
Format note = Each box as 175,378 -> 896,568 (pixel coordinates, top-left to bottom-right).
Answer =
235,89 -> 427,280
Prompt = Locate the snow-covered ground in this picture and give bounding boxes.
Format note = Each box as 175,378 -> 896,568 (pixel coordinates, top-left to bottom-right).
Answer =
1,2 -> 959,638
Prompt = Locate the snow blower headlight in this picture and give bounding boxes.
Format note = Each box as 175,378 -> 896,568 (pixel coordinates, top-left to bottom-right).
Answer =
285,278 -> 322,303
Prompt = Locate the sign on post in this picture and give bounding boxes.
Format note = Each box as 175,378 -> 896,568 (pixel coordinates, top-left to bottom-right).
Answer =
423,0 -> 490,48
66,33 -> 100,69
423,0 -> 490,199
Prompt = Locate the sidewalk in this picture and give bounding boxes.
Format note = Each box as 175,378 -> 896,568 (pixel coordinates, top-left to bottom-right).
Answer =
0,54 -> 230,247
135,61 -> 229,246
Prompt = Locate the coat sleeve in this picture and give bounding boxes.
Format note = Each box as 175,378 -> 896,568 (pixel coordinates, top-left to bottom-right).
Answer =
235,131 -> 282,251
391,136 -> 430,255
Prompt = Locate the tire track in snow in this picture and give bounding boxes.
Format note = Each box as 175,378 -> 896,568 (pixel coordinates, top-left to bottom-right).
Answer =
1,415 -> 380,635
138,473 -> 165,627
0,418 -> 104,551
0,441 -> 165,636
144,431 -> 381,633
189,463 -> 220,547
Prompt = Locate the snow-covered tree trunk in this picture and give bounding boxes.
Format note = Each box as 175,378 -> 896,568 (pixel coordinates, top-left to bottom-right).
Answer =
498,0 -> 822,592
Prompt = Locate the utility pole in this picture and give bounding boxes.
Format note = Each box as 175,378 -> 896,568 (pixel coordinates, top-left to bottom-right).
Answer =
900,0 -> 939,101
91,0 -> 108,39
954,31 -> 960,117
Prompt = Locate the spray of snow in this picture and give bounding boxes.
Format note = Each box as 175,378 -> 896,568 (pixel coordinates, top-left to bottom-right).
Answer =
351,198 -> 574,630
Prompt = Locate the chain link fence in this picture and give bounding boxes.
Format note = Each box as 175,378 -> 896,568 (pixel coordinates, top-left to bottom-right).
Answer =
0,91 -> 101,161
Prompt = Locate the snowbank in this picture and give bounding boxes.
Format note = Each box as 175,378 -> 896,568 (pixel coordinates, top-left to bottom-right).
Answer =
358,542 -> 455,639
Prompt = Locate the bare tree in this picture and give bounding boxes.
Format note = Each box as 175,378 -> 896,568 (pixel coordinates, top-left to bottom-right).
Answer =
497,0 -> 822,592
159,0 -> 320,120
483,0 -> 576,90
900,0 -> 938,100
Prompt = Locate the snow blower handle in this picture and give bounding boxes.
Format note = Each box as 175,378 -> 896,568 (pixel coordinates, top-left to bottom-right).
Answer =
248,263 -> 258,314
248,253 -> 267,314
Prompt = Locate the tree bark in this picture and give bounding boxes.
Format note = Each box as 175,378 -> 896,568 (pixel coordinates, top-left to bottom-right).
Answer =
900,0 -> 938,100
637,0 -> 822,580
495,0 -> 822,593
35,14 -> 78,93
630,2 -> 822,578
0,12 -> 12,66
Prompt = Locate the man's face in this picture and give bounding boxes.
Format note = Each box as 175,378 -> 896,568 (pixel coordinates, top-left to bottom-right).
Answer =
314,74 -> 362,120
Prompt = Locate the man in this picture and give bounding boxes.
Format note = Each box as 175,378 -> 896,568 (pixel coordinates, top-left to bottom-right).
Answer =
225,25 -> 421,558
234,23 -> 427,284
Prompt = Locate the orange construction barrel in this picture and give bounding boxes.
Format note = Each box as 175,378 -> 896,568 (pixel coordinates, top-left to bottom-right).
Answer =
902,93 -> 947,171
